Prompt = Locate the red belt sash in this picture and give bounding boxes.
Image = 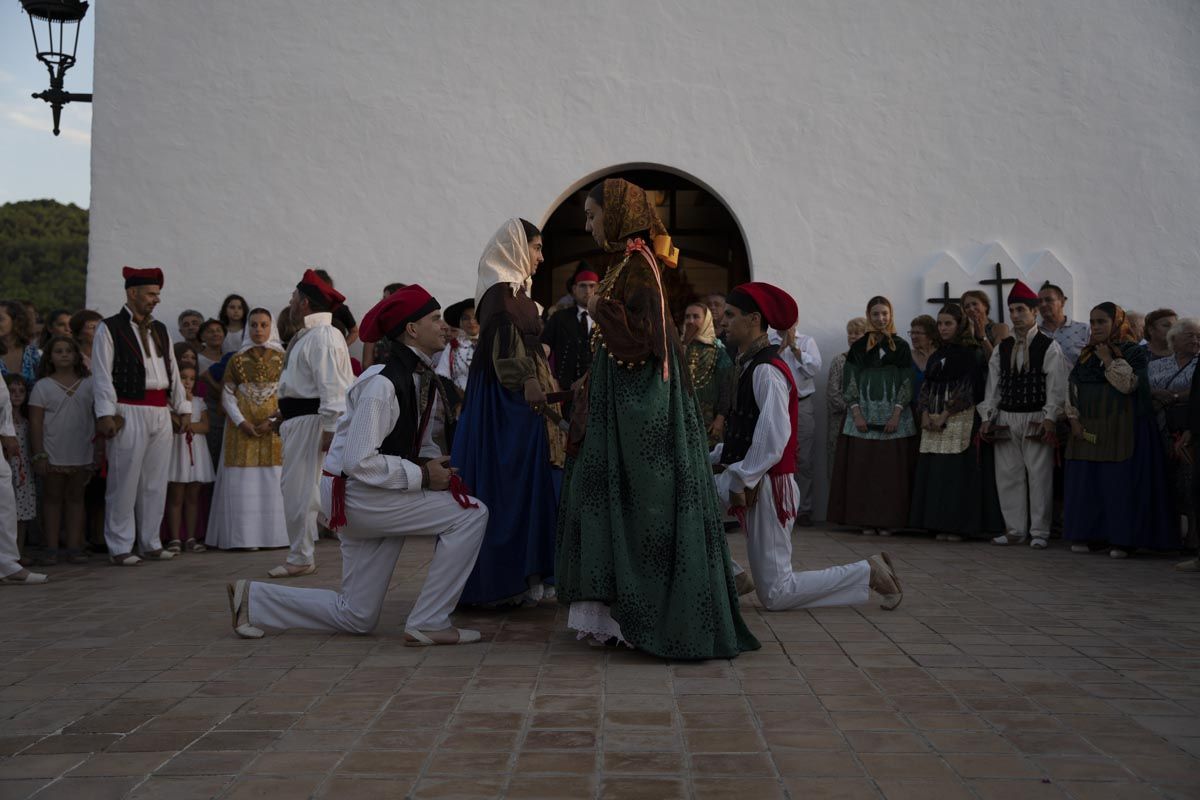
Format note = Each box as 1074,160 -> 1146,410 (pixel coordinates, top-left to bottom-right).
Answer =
117,389 -> 168,407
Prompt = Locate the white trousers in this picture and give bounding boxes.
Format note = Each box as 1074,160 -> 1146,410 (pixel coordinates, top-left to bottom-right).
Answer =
248,477 -> 488,634
104,403 -> 173,556
280,415 -> 324,566
722,474 -> 870,611
795,396 -> 816,515
993,410 -> 1055,540
0,459 -> 22,577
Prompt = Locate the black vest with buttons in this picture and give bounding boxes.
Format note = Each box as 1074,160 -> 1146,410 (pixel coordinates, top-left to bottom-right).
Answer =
997,332 -> 1052,413
103,308 -> 173,401
720,344 -> 779,466
376,346 -> 456,460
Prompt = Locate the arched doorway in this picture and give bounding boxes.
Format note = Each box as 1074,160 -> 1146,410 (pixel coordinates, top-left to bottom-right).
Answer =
533,167 -> 751,320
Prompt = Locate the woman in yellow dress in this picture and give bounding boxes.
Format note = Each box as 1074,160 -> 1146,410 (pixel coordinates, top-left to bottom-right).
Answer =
207,308 -> 289,550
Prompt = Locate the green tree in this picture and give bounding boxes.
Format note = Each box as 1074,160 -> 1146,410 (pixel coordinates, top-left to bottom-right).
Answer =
0,199 -> 89,315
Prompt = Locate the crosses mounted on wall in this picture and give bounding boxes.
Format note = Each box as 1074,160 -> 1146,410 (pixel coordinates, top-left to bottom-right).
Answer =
978,262 -> 1019,323
926,281 -> 960,308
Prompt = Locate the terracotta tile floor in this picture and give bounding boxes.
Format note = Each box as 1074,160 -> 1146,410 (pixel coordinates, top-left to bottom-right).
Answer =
2,527 -> 1198,799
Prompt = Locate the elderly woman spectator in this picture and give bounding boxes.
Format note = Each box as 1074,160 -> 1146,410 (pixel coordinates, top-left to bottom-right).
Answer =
1150,317 -> 1200,553
1063,303 -> 1173,558
909,315 -> 937,417
825,316 -> 868,483
960,290 -> 1010,359
1142,308 -> 1177,363
1175,357 -> 1200,572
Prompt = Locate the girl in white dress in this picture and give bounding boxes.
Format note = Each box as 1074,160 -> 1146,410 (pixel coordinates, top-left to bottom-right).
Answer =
29,336 -> 95,564
165,365 -> 214,553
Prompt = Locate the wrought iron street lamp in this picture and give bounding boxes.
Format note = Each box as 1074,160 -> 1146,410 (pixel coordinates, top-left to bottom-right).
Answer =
19,0 -> 92,136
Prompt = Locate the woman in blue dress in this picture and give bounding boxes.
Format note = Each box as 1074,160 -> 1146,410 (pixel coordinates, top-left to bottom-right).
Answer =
451,218 -> 564,606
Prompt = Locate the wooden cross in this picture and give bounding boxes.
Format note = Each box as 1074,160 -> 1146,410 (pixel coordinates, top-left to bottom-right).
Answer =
926,281 -> 960,308
978,262 -> 1018,323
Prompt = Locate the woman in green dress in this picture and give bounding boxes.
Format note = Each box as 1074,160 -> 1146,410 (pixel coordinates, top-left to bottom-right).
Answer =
682,303 -> 733,447
555,178 -> 759,660
827,296 -> 918,536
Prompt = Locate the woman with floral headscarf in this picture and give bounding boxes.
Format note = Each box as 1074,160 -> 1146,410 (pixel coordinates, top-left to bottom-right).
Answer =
554,178 -> 759,660
683,302 -> 733,447
1063,303 -> 1173,557
827,296 -> 918,536
451,219 -> 564,607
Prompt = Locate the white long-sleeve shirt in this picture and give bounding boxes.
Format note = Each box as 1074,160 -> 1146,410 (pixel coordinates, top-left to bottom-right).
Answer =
322,347 -> 444,491
977,327 -> 1067,423
278,312 -> 354,433
709,362 -> 792,501
769,329 -> 821,399
92,306 -> 190,418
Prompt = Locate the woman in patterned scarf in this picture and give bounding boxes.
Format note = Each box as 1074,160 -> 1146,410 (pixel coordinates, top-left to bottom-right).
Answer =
554,178 -> 759,660
1063,302 -> 1173,557
682,302 -> 733,446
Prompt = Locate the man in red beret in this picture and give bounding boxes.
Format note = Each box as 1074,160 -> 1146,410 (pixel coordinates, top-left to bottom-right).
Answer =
92,267 -> 193,565
228,285 -> 488,644
267,269 -> 356,578
978,279 -> 1067,549
716,282 -> 903,611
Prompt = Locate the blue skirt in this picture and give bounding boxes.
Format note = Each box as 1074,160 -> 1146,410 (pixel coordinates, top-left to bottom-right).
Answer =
451,375 -> 561,604
1064,415 -> 1174,550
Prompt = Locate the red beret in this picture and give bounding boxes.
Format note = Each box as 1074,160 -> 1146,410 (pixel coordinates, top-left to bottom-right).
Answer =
359,284 -> 441,344
727,282 -> 798,331
123,266 -> 164,288
296,269 -> 346,311
573,270 -> 600,284
1008,279 -> 1039,306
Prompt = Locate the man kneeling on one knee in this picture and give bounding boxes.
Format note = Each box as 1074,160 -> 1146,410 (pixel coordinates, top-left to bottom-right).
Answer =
715,282 -> 903,612
227,285 -> 489,645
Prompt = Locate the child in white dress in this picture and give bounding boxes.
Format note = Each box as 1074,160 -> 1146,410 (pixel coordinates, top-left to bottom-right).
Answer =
165,365 -> 213,552
29,336 -> 96,564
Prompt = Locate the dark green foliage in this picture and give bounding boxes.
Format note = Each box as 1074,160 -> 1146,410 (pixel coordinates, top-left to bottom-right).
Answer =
0,200 -> 89,313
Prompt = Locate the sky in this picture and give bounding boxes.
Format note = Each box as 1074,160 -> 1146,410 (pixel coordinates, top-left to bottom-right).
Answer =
0,4 -> 93,208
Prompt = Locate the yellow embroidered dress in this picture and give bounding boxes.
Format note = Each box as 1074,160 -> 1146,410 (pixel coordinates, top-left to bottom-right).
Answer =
207,345 -> 290,549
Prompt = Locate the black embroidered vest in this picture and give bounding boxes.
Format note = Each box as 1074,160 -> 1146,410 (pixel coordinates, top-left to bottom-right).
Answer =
720,344 -> 780,465
997,332 -> 1052,413
376,347 -> 455,459
103,309 -> 173,401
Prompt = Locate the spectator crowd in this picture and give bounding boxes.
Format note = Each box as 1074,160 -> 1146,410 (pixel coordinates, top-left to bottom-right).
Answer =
2,262 -> 1198,586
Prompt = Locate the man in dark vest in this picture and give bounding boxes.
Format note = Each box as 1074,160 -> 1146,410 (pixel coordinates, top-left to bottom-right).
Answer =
227,285 -> 488,644
268,270 -> 355,579
540,263 -> 598,412
979,279 -> 1067,549
92,267 -> 191,565
715,282 -> 903,611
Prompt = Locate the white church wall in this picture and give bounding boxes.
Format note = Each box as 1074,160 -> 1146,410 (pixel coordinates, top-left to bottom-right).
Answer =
88,0 -> 1200,515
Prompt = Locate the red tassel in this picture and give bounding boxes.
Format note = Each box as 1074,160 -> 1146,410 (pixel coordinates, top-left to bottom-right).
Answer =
771,474 -> 796,527
185,431 -> 195,466
91,433 -> 108,478
449,474 -> 479,509
730,504 -> 748,534
328,473 -> 347,531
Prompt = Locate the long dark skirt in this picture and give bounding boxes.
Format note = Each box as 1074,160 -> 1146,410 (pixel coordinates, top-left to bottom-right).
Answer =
1064,416 -> 1175,550
827,434 -> 918,529
909,436 -> 1004,539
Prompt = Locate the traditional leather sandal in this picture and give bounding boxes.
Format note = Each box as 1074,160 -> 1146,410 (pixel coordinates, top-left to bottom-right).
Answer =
267,563 -> 316,578
868,552 -> 903,611
227,580 -> 264,639
403,628 -> 482,647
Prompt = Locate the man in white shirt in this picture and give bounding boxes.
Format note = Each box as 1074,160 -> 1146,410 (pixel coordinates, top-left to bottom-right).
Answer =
769,324 -> 822,526
979,280 -> 1068,549
713,282 -> 902,612
268,270 -> 355,578
228,286 -> 488,644
92,267 -> 191,565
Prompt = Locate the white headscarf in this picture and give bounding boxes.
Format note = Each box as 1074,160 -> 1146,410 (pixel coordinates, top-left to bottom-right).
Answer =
475,218 -> 534,309
237,316 -> 284,355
